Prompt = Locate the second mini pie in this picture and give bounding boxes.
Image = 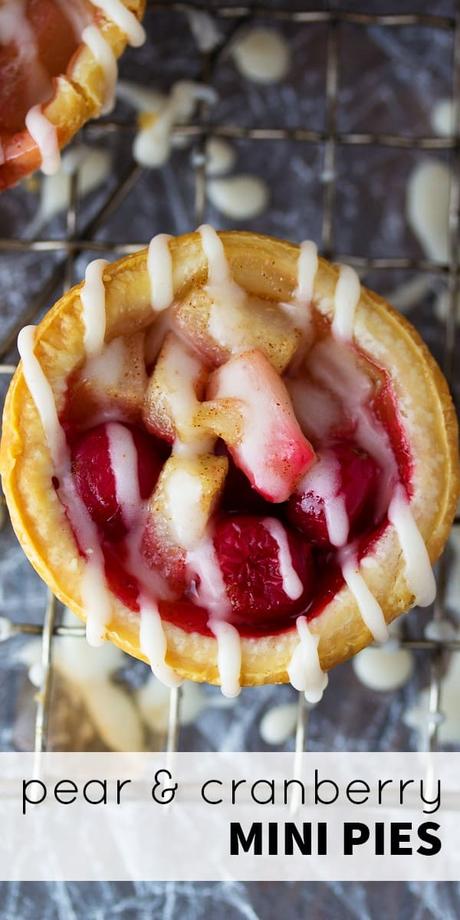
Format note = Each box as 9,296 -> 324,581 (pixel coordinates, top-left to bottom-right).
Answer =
0,0 -> 146,189
1,229 -> 458,698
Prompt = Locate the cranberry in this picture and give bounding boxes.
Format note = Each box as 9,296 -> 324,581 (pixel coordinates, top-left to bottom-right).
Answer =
288,441 -> 380,547
213,514 -> 314,625
71,423 -> 163,540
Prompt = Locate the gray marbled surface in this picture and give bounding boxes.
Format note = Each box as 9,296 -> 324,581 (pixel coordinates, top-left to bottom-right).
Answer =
0,0 -> 459,916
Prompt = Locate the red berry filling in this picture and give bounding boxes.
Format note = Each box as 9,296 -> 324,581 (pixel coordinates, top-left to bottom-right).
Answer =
63,329 -> 412,639
213,514 -> 314,626
287,441 -> 381,548
71,425 -> 120,537
102,539 -> 141,610
71,422 -> 163,540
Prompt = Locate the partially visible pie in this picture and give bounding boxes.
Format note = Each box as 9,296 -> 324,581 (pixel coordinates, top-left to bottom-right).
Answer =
0,0 -> 146,189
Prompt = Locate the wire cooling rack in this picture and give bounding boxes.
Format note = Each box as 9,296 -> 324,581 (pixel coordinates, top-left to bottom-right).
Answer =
0,2 -> 459,760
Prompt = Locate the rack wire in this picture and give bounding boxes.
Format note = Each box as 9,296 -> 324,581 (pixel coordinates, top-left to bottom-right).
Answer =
0,2 -> 459,759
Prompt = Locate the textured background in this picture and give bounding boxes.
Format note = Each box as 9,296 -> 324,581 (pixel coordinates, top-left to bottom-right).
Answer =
0,0 -> 459,916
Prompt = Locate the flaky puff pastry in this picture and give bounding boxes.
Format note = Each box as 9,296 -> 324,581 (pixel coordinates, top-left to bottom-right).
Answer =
1,232 -> 459,686
0,0 -> 146,190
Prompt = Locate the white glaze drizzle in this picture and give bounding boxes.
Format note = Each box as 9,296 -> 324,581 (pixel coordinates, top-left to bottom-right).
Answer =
388,483 -> 436,607
186,534 -> 241,698
17,325 -> 67,467
263,518 -> 303,600
164,467 -> 206,549
105,421 -> 181,685
407,160 -> 449,264
199,223 -> 245,305
146,295 -> 239,699
89,0 -> 146,46
207,175 -> 269,221
158,336 -> 213,456
295,240 -> 318,305
208,618 -> 241,698
308,338 -> 398,515
128,81 -> 216,168
27,146 -> 112,238
280,240 -> 321,374
341,554 -> 389,643
186,9 -> 221,53
80,555 -> 113,647
298,451 -> 349,548
186,535 -> 231,618
231,27 -> 290,84
353,644 -> 413,692
25,106 -> 60,176
200,223 -> 235,289
331,263 -> 361,341
82,24 -> 118,114
166,348 -> 203,437
18,608 -> 145,751
135,108 -> 175,167
288,616 -> 328,703
125,509 -> 172,604
432,98 -> 454,137
106,422 -> 140,528
17,325 -> 111,646
144,231 -> 229,705
148,233 -> 174,312
138,597 -> 183,688
84,336 -> 126,387
281,240 -> 317,371
0,1 -> 37,52
312,265 -> 433,637
324,494 -> 349,549
207,298 -> 248,353
199,224 -> 249,354
80,258 -> 109,357
309,337 -> 372,406
259,703 -> 298,746
205,137 -> 236,177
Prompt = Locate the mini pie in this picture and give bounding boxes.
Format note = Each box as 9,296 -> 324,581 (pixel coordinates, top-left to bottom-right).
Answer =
1,228 -> 459,699
0,0 -> 146,190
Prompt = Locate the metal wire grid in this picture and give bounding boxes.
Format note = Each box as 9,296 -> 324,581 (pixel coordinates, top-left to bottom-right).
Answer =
0,2 -> 459,760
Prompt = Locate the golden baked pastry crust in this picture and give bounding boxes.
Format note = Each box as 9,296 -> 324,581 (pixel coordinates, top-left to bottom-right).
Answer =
1,231 -> 459,686
0,0 -> 146,190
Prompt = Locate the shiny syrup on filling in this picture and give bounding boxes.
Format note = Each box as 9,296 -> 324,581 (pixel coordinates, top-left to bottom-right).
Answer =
60,330 -> 413,640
